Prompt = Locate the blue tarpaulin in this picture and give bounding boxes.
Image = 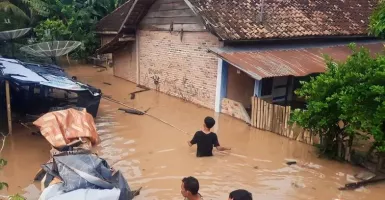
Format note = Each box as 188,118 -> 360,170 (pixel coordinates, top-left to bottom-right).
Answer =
0,58 -> 90,91
0,57 -> 102,134
39,150 -> 132,200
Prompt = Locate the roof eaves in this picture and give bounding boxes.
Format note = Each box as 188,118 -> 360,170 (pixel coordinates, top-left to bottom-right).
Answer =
118,0 -> 139,34
183,0 -> 224,40
96,0 -> 134,32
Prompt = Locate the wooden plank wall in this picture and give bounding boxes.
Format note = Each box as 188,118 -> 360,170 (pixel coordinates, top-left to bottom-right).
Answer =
251,96 -> 318,145
139,0 -> 206,31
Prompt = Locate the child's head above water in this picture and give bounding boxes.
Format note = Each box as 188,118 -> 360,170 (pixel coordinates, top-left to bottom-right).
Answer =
229,189 -> 252,200
204,116 -> 216,130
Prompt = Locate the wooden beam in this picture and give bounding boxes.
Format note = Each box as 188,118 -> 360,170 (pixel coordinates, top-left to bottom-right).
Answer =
141,16 -> 202,25
95,31 -> 118,35
158,0 -> 185,4
158,2 -> 189,11
118,0 -> 140,33
136,32 -> 140,85
123,25 -> 136,29
5,81 -> 12,135
139,23 -> 206,31
119,37 -> 136,41
145,9 -> 195,18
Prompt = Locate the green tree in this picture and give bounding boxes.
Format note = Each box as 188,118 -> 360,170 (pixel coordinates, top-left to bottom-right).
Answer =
34,18 -> 71,41
32,0 -> 120,59
370,0 -> 385,38
0,0 -> 30,21
0,0 -> 51,31
291,44 -> 385,160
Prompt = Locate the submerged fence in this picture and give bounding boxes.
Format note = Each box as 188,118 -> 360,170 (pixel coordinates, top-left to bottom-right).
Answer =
250,97 -> 318,145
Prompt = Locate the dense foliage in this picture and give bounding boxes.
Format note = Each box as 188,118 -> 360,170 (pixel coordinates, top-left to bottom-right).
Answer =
369,0 -> 385,38
1,0 -> 123,59
291,44 -> 385,159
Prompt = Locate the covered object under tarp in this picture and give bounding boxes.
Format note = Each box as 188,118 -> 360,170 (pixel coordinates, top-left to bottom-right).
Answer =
38,151 -> 132,200
0,57 -> 102,133
32,108 -> 134,200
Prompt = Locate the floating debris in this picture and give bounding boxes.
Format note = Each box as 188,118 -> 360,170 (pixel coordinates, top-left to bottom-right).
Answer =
286,161 -> 297,166
355,171 -> 376,181
118,108 -> 145,115
339,176 -> 385,190
129,88 -> 150,99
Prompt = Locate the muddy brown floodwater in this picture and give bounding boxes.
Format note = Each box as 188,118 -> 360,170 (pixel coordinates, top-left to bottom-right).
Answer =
1,65 -> 384,200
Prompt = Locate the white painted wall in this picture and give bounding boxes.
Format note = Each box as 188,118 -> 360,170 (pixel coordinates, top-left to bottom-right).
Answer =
215,58 -> 224,112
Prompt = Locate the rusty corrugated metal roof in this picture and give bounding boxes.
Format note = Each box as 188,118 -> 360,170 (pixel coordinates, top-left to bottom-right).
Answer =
210,42 -> 385,79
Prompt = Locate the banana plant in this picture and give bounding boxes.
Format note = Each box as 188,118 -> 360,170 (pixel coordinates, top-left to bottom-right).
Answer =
0,0 -> 30,21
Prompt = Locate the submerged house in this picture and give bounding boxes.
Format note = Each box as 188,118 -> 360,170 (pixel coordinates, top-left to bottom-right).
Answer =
95,0 -> 382,115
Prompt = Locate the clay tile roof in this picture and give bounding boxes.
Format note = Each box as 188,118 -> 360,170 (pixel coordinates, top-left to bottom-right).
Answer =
187,0 -> 377,40
96,0 -> 135,33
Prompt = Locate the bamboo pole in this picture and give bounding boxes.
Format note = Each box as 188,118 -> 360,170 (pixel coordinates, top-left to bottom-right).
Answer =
263,101 -> 267,130
5,81 -> 12,135
257,98 -> 261,129
251,97 -> 254,127
268,104 -> 272,131
270,104 -> 275,133
285,106 -> 291,136
262,100 -> 265,130
278,105 -> 282,135
254,98 -> 257,127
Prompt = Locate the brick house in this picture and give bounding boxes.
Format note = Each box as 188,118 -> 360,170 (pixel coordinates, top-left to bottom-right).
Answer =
95,0 -> 382,114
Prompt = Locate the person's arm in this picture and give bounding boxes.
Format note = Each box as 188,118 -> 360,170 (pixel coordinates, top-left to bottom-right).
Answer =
188,132 -> 198,147
216,146 -> 231,151
213,134 -> 231,151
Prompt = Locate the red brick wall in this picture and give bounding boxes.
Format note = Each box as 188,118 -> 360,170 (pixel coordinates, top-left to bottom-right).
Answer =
138,30 -> 220,109
113,43 -> 136,83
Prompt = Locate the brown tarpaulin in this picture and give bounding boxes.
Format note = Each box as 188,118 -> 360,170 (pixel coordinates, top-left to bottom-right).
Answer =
33,108 -> 100,148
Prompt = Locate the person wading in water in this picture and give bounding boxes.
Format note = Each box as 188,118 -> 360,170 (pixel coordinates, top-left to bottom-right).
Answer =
181,176 -> 202,200
188,116 -> 231,157
228,189 -> 253,200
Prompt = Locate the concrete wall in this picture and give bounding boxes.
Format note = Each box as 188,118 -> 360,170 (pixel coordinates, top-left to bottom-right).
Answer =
138,30 -> 220,109
112,43 -> 137,83
226,65 -> 255,109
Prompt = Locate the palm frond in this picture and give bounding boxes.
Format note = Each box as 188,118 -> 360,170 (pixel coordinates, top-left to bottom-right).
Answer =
22,0 -> 50,16
0,1 -> 30,21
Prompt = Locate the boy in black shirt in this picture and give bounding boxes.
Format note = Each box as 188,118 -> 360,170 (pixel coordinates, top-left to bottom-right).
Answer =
188,116 -> 231,157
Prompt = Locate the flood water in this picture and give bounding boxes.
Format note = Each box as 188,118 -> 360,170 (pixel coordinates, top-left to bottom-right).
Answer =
1,65 -> 384,200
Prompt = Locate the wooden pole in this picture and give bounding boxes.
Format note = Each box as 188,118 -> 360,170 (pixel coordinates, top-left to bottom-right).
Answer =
5,81 -> 12,135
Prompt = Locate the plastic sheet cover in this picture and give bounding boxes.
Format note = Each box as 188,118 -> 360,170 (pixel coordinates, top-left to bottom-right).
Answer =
33,108 -> 100,148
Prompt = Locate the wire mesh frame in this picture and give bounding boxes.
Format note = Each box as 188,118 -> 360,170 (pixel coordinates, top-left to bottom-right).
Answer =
20,41 -> 82,58
0,28 -> 32,40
